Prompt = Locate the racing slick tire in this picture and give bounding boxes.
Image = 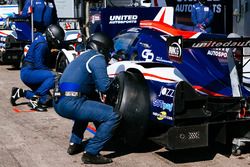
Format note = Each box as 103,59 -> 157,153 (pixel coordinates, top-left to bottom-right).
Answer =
56,53 -> 69,73
106,71 -> 151,148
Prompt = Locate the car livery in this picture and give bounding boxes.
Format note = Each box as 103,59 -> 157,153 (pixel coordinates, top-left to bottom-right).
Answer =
56,6 -> 250,153
106,18 -> 250,151
58,7 -> 175,72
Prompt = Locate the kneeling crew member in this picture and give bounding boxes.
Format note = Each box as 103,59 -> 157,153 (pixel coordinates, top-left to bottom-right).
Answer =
10,24 -> 65,111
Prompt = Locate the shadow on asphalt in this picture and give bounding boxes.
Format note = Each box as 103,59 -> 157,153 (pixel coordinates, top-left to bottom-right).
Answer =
0,63 -> 19,70
104,139 -> 163,159
104,139 -> 249,164
156,147 -> 218,163
7,67 -> 20,71
155,143 -> 234,163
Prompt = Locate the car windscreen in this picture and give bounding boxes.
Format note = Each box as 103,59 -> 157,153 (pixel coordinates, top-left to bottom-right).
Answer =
113,32 -> 139,53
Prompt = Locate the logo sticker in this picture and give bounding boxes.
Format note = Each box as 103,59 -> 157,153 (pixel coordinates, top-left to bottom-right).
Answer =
158,86 -> 175,98
142,49 -> 154,62
167,36 -> 183,63
109,15 -> 138,24
153,99 -> 173,112
152,111 -> 173,121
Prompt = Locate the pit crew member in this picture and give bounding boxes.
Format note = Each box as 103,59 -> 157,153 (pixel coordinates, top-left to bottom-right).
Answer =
10,24 -> 65,111
191,0 -> 214,33
21,0 -> 58,33
53,32 -> 121,164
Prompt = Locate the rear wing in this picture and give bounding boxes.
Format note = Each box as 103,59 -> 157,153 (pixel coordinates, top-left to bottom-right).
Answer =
167,36 -> 250,63
167,36 -> 250,97
182,37 -> 250,49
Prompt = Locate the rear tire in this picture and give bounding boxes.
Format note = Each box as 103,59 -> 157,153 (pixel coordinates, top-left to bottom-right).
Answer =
107,71 -> 150,147
12,53 -> 24,69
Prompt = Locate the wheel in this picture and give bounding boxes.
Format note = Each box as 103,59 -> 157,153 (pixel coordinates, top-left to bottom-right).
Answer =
12,53 -> 24,69
56,53 -> 69,73
12,61 -> 21,69
106,71 -> 150,147
232,144 -> 242,156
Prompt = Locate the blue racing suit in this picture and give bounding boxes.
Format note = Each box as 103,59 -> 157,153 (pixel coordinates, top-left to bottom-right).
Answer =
191,2 -> 214,33
21,0 -> 58,32
54,49 -> 121,155
21,33 -> 56,104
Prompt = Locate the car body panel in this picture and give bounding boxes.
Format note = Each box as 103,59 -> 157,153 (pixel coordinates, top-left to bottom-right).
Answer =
89,7 -> 174,38
113,26 -> 250,97
108,20 -> 250,127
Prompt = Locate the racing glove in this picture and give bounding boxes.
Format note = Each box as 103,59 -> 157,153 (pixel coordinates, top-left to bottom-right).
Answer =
197,23 -> 206,30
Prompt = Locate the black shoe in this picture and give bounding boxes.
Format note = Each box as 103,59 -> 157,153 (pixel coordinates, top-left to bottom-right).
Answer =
28,98 -> 47,112
67,142 -> 84,155
81,152 -> 113,164
10,87 -> 24,106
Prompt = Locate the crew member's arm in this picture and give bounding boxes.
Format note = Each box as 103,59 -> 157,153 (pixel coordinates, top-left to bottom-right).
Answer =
203,8 -> 214,27
88,54 -> 111,93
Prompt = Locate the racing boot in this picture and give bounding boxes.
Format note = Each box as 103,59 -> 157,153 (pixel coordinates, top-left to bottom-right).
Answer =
10,87 -> 25,106
81,152 -> 113,164
67,142 -> 84,155
28,96 -> 47,112
67,138 -> 90,155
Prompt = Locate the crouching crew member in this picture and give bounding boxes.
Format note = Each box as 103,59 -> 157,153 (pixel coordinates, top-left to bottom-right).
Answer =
10,24 -> 65,111
53,32 -> 121,164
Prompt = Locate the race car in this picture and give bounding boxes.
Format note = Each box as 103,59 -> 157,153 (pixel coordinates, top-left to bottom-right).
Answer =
54,6 -> 250,154
104,20 -> 250,154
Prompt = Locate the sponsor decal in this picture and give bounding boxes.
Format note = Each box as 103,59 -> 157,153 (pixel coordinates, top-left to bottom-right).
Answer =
207,48 -> 229,59
153,111 -> 173,121
90,14 -> 101,24
109,15 -> 138,24
176,0 -> 221,2
158,86 -> 175,98
192,39 -> 250,48
168,36 -> 183,63
139,42 -> 150,49
153,99 -> 173,112
142,49 -> 154,62
155,56 -> 173,63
